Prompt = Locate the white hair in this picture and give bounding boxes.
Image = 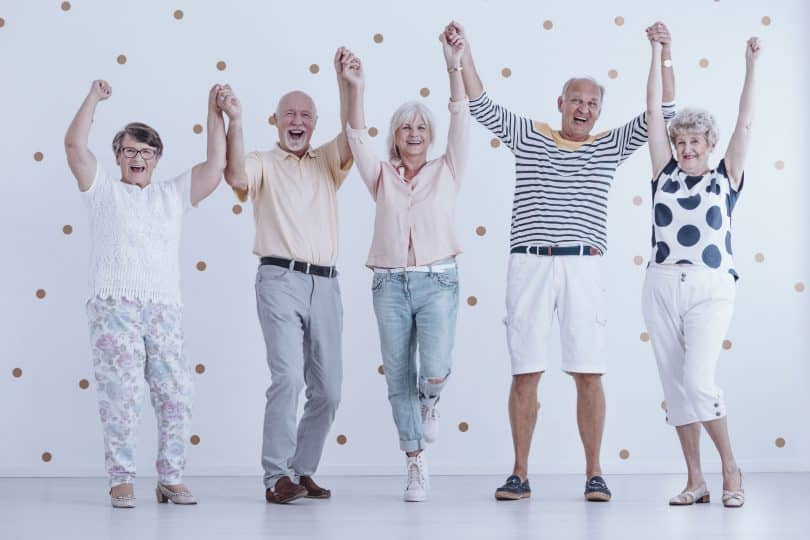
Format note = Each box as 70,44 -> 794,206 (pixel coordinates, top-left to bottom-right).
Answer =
668,107 -> 719,147
387,101 -> 435,164
560,76 -> 606,104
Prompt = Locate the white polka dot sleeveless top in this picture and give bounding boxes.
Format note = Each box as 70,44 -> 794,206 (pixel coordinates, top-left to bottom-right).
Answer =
650,158 -> 743,279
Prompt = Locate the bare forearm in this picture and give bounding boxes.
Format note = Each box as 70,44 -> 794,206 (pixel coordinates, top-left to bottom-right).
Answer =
448,66 -> 465,102
661,44 -> 675,103
736,65 -> 756,128
224,119 -> 248,190
647,46 -> 663,112
460,46 -> 484,99
206,109 -> 226,170
65,94 -> 98,150
347,84 -> 365,129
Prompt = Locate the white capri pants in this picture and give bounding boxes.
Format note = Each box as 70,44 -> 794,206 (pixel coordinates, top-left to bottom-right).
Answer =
642,264 -> 735,427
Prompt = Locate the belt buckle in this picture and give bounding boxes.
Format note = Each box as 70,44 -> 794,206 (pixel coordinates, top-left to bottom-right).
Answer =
305,263 -> 311,274
288,259 -> 295,271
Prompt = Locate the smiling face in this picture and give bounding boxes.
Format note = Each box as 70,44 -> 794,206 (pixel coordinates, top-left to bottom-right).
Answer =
275,91 -> 317,157
394,112 -> 431,163
116,134 -> 159,187
673,131 -> 714,175
557,78 -> 603,142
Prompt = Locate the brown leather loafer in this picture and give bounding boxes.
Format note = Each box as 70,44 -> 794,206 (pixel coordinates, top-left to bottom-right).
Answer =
265,476 -> 307,504
299,476 -> 331,499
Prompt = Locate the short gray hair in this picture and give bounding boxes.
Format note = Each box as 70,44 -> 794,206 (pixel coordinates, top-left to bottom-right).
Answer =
561,77 -> 606,104
668,108 -> 719,147
112,122 -> 163,157
387,101 -> 435,164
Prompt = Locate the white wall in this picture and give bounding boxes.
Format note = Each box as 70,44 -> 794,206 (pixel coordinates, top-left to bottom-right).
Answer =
1,0 -> 807,478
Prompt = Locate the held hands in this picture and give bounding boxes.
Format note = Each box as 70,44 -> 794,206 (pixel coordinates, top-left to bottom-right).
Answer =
214,84 -> 241,120
745,37 -> 761,66
645,21 -> 671,48
335,46 -> 363,88
89,79 -> 112,102
440,29 -> 465,67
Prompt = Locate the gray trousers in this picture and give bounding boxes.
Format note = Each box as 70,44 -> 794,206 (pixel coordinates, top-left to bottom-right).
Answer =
255,264 -> 343,488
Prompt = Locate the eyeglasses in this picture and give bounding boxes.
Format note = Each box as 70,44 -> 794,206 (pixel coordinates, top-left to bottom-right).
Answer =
120,147 -> 157,160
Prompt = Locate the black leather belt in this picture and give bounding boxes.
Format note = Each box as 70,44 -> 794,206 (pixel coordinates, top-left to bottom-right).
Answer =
511,245 -> 602,256
260,257 -> 338,278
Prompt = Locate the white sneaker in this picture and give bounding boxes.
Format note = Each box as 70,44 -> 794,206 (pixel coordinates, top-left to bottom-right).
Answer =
421,399 -> 440,443
403,454 -> 429,502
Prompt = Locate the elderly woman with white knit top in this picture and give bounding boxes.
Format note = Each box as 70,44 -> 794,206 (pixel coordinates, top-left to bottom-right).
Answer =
64,80 -> 228,507
338,33 -> 468,502
643,31 -> 761,508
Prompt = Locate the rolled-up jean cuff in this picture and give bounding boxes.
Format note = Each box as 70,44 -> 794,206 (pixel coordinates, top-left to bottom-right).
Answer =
400,439 -> 424,453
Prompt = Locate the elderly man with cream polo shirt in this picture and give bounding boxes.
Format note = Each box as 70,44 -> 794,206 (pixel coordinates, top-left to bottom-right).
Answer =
220,49 -> 353,505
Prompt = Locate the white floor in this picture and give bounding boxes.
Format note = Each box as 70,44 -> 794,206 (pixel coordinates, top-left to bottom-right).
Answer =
0,474 -> 805,540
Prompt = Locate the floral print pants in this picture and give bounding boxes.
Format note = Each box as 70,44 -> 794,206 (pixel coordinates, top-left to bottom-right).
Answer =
86,296 -> 193,488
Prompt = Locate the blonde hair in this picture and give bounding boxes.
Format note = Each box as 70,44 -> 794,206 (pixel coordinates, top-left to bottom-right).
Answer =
387,102 -> 435,164
669,108 -> 719,147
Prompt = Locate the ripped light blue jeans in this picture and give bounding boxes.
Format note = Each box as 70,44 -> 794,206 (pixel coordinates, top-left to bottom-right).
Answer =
371,264 -> 459,452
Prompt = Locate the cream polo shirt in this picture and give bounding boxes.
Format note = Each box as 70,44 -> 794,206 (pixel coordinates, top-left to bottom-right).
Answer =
236,137 -> 351,266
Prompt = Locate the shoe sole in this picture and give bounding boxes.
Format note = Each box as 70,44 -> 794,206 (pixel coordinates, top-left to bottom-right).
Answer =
670,496 -> 710,506
585,492 -> 611,502
267,491 -> 307,504
304,493 -> 331,499
495,491 -> 531,501
404,494 -> 427,502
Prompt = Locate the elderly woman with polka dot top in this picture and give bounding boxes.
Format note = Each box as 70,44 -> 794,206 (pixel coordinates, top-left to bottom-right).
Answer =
64,80 -> 227,508
643,31 -> 761,508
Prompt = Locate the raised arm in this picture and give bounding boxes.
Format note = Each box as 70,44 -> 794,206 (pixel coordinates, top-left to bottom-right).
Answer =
440,29 -> 470,180
189,84 -> 227,206
645,26 -> 673,178
339,49 -> 382,195
724,37 -> 761,190
65,80 -> 110,191
445,21 -> 482,100
222,86 -> 249,199
334,48 -> 353,169
651,22 -> 676,104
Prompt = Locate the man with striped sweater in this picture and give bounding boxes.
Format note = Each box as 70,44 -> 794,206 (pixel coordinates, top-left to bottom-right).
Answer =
443,21 -> 676,501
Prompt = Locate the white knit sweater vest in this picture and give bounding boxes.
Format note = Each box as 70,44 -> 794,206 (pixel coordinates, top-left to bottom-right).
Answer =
81,163 -> 192,305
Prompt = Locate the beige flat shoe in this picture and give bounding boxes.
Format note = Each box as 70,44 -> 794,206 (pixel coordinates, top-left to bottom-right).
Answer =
156,483 -> 198,505
722,469 -> 744,508
669,484 -> 710,506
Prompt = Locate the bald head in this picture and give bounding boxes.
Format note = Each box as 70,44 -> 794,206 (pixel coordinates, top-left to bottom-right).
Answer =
275,90 -> 318,157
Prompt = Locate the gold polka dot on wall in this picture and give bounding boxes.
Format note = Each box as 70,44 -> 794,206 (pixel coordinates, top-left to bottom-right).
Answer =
640,331 -> 650,342
36,289 -> 46,299
420,87 -> 430,98
195,363 -> 205,374
467,296 -> 478,306
761,16 -> 772,26
633,195 -> 643,206
542,20 -> 553,30
336,434 -> 347,445
173,9 -> 184,20
614,16 -> 625,26
699,58 -> 710,69
0,17 -> 5,28
192,124 -> 203,134
475,226 -> 487,236
795,282 -> 805,293
373,33 -> 384,44
42,452 -> 53,463
501,67 -> 512,78
63,225 -> 73,235
458,422 -> 469,432
633,256 -> 644,266
608,69 -> 618,79
34,152 -> 44,162
377,364 -> 385,375
754,252 -> 765,263
117,54 -> 127,65
216,60 -> 227,71
775,437 -> 786,448
619,449 -> 630,460
490,138 -> 501,149
775,160 -> 784,170
309,64 -> 320,74
232,204 -> 242,215
196,261 -> 207,271
12,368 -> 22,378
61,1 -> 71,11
190,435 -> 200,445
368,127 -> 378,137
78,379 -> 89,390
722,339 -> 732,350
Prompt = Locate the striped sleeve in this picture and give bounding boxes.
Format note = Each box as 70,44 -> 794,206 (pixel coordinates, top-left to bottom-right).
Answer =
468,91 -> 531,152
611,102 -> 678,165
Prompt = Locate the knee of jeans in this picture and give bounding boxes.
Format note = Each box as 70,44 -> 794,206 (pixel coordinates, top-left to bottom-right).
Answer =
270,372 -> 305,394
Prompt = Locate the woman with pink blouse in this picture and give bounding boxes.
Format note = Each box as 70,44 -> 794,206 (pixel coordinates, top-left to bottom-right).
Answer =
338,33 -> 469,502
